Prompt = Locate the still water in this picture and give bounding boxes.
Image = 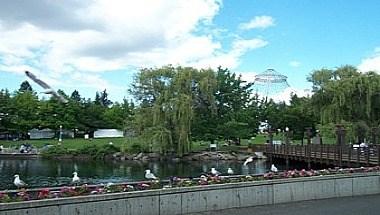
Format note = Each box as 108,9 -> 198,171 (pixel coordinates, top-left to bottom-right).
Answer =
0,158 -> 277,190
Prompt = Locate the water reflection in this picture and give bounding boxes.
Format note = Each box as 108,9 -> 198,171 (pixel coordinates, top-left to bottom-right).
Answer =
0,158 -> 270,190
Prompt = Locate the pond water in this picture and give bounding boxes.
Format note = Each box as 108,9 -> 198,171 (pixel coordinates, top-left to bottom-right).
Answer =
0,158 -> 293,190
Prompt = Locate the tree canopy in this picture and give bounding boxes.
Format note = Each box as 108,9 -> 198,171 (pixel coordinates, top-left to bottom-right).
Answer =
1,64 -> 379,155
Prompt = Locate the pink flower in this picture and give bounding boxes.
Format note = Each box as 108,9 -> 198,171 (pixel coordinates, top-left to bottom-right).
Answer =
37,188 -> 51,199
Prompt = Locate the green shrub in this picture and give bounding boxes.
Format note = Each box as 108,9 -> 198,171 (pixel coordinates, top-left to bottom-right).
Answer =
95,144 -> 120,159
41,145 -> 69,158
77,144 -> 120,159
77,144 -> 98,157
42,144 -> 121,159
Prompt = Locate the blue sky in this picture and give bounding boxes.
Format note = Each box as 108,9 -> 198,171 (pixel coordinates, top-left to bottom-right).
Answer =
0,0 -> 380,102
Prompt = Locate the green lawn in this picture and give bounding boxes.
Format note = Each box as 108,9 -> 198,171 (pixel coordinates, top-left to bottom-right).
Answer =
0,134 -> 333,153
0,137 -> 127,150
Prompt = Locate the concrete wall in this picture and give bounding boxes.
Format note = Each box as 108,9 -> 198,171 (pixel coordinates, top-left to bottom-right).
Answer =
1,173 -> 380,215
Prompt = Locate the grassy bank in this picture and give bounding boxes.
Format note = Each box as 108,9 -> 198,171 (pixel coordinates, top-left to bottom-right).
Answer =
0,135 -> 270,151
0,134 -> 328,158
0,137 -> 126,149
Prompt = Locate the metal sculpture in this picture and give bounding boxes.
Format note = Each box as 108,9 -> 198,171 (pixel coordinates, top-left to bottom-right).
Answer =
253,69 -> 290,97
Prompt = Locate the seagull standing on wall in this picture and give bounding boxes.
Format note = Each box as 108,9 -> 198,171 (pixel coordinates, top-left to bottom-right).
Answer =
211,168 -> 220,176
271,164 -> 278,173
243,156 -> 254,166
145,169 -> 157,180
72,172 -> 80,185
14,174 -> 27,188
227,168 -> 234,175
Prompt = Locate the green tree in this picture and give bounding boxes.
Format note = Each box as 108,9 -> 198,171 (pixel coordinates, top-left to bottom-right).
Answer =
308,65 -> 380,143
214,67 -> 258,144
70,90 -> 82,102
19,81 -> 33,92
130,66 -> 216,156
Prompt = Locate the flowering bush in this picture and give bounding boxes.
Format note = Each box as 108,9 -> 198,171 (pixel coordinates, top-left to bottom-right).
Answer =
59,187 -> 78,197
37,188 -> 51,200
0,192 -> 11,203
105,184 -> 124,193
136,183 -> 150,190
15,191 -> 30,202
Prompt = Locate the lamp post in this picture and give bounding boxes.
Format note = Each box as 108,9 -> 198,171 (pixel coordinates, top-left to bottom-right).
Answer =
285,127 -> 290,145
59,125 -> 63,142
285,126 -> 290,169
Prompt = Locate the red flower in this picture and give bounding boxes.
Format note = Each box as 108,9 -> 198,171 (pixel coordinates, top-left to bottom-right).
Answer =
37,188 -> 51,199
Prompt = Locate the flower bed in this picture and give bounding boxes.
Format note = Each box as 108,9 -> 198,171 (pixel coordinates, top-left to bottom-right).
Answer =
1,166 -> 379,203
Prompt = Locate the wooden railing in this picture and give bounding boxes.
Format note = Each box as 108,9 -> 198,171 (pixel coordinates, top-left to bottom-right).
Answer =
252,144 -> 380,166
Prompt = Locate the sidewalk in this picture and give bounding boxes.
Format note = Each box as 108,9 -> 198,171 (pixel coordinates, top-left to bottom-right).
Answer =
189,194 -> 380,215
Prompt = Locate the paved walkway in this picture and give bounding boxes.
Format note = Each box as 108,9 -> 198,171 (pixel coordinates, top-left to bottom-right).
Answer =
190,194 -> 380,215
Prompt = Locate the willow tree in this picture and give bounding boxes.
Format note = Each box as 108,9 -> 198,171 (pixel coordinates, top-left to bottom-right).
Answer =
308,65 -> 380,143
130,66 -> 216,156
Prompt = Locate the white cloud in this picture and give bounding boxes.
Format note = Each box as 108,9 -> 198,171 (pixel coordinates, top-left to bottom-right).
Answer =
239,71 -> 258,83
289,61 -> 301,67
358,47 -> 380,73
268,87 -> 312,104
239,16 -> 275,30
0,0 -> 269,95
193,38 -> 268,69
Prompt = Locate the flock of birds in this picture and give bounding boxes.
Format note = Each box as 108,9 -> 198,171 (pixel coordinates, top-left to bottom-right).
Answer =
13,157 -> 278,189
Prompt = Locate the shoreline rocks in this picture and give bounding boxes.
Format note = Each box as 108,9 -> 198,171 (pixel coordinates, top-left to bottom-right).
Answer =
111,151 -> 266,162
43,151 -> 266,162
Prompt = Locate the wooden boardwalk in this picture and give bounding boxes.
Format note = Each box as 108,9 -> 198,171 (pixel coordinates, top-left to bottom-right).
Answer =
253,144 -> 380,167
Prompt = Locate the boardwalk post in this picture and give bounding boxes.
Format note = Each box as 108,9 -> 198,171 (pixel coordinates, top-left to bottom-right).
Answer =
348,145 -> 352,167
306,127 -> 312,169
335,124 -> 345,167
366,146 -> 370,166
373,127 -> 380,166
357,143 -> 360,165
372,127 -> 379,145
378,145 -> 380,166
341,126 -> 346,166
268,129 -> 274,164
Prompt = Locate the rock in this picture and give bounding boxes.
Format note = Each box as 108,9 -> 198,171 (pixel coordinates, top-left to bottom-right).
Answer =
113,152 -> 122,158
224,153 -> 237,160
237,154 -> 249,161
148,153 -> 160,159
133,152 -> 144,160
172,157 -> 180,162
124,154 -> 134,160
217,153 -> 226,160
254,152 -> 267,159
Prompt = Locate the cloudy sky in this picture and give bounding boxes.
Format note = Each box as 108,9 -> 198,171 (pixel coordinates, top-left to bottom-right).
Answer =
1,0 -> 380,102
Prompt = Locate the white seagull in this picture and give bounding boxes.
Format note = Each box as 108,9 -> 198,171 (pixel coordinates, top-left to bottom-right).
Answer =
72,172 -> 80,185
13,174 -> 27,188
227,168 -> 234,175
145,169 -> 157,180
271,164 -> 278,173
211,168 -> 220,176
243,156 -> 254,166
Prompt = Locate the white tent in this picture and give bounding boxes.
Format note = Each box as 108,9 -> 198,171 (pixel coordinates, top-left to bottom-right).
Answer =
93,129 -> 124,138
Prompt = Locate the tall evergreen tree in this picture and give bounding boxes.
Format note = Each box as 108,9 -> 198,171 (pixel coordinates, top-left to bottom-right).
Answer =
19,81 -> 33,92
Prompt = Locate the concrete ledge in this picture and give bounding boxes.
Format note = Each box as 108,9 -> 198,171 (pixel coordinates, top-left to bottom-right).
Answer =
1,172 -> 380,215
